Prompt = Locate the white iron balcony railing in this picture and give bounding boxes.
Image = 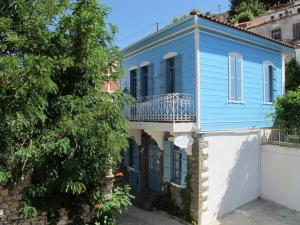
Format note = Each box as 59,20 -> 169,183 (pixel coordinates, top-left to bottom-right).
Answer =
124,93 -> 196,122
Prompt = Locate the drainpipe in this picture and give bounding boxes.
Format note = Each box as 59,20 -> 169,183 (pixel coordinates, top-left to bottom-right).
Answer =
193,14 -> 201,133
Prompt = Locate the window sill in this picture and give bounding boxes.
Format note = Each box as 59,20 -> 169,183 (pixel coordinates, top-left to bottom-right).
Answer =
170,182 -> 186,189
227,100 -> 245,105
127,166 -> 138,172
262,102 -> 274,105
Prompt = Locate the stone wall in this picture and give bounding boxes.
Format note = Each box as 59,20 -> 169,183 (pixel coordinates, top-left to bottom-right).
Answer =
0,176 -> 114,225
0,181 -> 72,225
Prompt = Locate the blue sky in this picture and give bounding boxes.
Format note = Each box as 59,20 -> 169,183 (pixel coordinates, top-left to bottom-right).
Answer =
102,0 -> 230,48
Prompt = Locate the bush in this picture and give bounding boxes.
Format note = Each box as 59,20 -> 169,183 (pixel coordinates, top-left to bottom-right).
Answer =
273,88 -> 300,129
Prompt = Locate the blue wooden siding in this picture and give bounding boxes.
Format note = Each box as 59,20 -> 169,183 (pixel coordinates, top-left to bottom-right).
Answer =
199,29 -> 283,131
122,32 -> 196,97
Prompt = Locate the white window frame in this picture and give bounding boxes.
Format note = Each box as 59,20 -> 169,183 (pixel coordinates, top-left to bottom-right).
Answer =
228,52 -> 244,103
263,60 -> 276,104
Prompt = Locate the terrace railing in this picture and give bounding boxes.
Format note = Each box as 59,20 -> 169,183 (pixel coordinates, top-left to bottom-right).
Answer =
124,93 -> 195,122
261,129 -> 300,147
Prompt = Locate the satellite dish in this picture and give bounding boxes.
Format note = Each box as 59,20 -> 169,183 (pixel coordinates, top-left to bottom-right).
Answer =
174,135 -> 194,149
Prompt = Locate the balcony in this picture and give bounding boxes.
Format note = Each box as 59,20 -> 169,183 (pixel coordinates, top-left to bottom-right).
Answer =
124,93 -> 196,123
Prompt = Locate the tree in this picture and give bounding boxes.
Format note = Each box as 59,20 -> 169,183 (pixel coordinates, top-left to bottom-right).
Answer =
0,0 -> 131,224
230,0 -> 266,22
286,58 -> 300,91
229,0 -> 290,17
273,88 -> 300,129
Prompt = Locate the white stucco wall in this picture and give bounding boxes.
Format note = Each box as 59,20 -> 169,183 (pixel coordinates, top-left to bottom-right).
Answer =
201,130 -> 261,225
261,145 -> 300,212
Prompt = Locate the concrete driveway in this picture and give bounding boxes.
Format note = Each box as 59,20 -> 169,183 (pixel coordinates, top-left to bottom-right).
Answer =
117,199 -> 300,225
211,199 -> 300,225
117,206 -> 185,225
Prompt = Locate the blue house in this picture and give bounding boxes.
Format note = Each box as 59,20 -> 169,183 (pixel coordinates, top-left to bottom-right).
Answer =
121,12 -> 293,224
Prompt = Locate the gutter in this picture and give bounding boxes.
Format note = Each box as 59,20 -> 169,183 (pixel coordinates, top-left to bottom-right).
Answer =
194,15 -> 201,133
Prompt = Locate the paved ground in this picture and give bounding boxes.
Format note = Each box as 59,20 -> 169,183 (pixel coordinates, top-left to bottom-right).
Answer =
117,206 -> 185,225
117,199 -> 300,225
212,199 -> 300,225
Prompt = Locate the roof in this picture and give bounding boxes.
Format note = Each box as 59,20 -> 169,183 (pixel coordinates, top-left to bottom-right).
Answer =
191,12 -> 294,49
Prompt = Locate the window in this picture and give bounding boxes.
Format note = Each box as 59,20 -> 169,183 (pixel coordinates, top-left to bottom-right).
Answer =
298,8 -> 300,13
163,141 -> 187,187
141,66 -> 148,98
130,69 -> 137,98
166,57 -> 176,93
271,28 -> 281,40
279,13 -> 283,18
229,53 -> 243,102
263,61 -> 277,103
293,23 -> 300,40
270,15 -> 275,20
173,147 -> 182,184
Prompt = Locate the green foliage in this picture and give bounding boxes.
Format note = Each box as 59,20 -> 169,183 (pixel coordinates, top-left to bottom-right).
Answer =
172,9 -> 200,23
180,174 -> 193,222
274,88 -> 300,129
94,185 -> 133,225
0,0 -> 130,224
231,0 -> 265,22
19,203 -> 38,218
230,0 -> 289,16
286,59 -> 300,91
0,171 -> 11,185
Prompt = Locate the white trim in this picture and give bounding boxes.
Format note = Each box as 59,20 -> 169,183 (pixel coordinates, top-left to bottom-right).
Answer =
140,61 -> 150,67
122,16 -> 193,53
129,65 -> 138,71
163,52 -> 178,60
228,52 -> 244,103
281,54 -> 286,94
194,15 -> 201,132
200,29 -> 284,55
124,27 -> 195,59
199,24 -> 292,54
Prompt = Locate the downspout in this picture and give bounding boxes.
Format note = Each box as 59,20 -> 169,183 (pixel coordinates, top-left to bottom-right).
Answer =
193,14 -> 201,133
281,53 -> 286,94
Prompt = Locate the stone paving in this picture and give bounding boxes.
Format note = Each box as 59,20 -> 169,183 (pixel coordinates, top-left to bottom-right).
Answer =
117,199 -> 300,225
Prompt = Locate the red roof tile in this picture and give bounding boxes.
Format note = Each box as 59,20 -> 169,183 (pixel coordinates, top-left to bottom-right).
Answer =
191,12 -> 294,49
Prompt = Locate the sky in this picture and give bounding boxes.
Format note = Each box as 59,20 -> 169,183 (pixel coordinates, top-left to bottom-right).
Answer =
102,0 -> 230,49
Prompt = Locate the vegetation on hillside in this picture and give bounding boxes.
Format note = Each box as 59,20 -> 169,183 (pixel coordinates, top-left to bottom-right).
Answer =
0,0 -> 132,224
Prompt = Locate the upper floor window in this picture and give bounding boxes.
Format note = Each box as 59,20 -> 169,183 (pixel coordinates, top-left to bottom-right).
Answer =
141,65 -> 149,98
271,28 -> 281,40
279,13 -> 283,18
229,53 -> 243,103
270,15 -> 275,20
130,69 -> 137,98
297,8 -> 300,13
293,23 -> 300,40
166,57 -> 176,94
263,61 -> 277,103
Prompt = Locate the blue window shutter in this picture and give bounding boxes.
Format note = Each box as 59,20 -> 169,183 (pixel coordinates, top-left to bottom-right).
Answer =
272,67 -> 277,101
229,56 -> 236,101
163,141 -> 172,182
133,143 -> 139,171
136,68 -> 141,98
236,59 -> 242,101
148,64 -> 154,96
175,54 -> 183,93
160,60 -> 166,94
180,151 -> 188,186
124,149 -> 129,167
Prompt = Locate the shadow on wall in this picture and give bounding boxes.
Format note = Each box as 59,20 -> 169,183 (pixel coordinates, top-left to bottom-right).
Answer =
202,131 -> 261,223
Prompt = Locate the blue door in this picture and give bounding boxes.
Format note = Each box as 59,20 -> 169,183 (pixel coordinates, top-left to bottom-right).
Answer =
127,139 -> 140,194
148,145 -> 161,192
